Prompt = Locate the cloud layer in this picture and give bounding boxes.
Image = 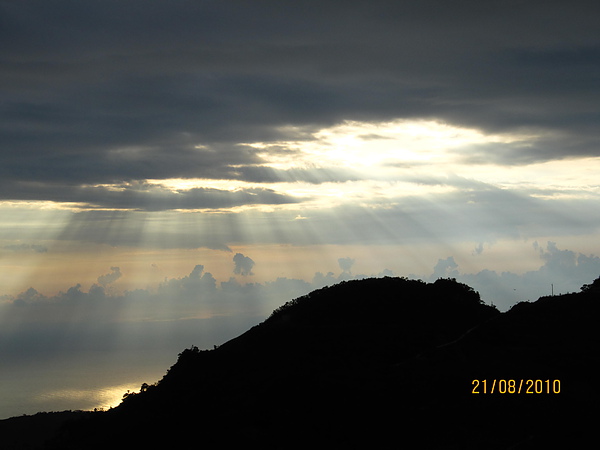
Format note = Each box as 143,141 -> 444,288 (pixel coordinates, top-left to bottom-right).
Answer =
3,242 -> 598,328
2,1 -> 600,209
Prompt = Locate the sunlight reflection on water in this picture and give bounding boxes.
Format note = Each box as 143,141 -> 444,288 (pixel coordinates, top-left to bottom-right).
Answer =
34,383 -> 139,412
0,352 -> 171,419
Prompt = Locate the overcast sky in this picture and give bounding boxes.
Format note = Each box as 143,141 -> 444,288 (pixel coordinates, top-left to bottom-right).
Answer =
1,2 -> 600,415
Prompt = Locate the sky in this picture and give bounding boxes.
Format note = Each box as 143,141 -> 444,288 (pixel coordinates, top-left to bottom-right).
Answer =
1,0 -> 600,417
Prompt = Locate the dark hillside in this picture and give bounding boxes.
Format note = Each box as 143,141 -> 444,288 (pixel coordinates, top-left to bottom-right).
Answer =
2,276 -> 598,449
216,277 -> 498,365
95,277 -> 500,449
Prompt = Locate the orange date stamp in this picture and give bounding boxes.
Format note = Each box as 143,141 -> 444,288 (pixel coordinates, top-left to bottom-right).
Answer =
472,379 -> 561,394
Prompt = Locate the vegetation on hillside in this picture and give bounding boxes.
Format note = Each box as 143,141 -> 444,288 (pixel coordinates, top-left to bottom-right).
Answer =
1,275 -> 598,449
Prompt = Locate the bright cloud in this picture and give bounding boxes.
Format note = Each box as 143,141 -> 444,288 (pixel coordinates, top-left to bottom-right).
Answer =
243,119 -> 538,171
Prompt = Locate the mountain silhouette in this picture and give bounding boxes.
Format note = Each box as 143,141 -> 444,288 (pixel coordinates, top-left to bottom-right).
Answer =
1,276 -> 598,449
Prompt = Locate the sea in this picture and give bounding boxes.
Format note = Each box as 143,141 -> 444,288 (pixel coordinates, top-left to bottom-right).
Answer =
0,348 -> 178,419
0,315 -> 261,420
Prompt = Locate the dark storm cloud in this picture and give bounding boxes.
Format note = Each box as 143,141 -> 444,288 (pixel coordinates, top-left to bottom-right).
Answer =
0,179 -> 300,211
2,0 -> 600,205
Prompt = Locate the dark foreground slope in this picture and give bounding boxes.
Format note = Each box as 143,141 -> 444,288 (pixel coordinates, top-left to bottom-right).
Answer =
2,277 -> 599,449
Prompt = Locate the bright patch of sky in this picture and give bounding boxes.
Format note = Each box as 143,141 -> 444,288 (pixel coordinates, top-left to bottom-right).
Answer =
133,119 -> 600,215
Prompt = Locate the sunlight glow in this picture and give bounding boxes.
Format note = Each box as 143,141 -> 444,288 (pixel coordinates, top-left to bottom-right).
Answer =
36,383 -> 140,412
145,178 -> 250,192
126,120 -> 552,216
243,119 -> 538,171
2,118 -> 598,299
